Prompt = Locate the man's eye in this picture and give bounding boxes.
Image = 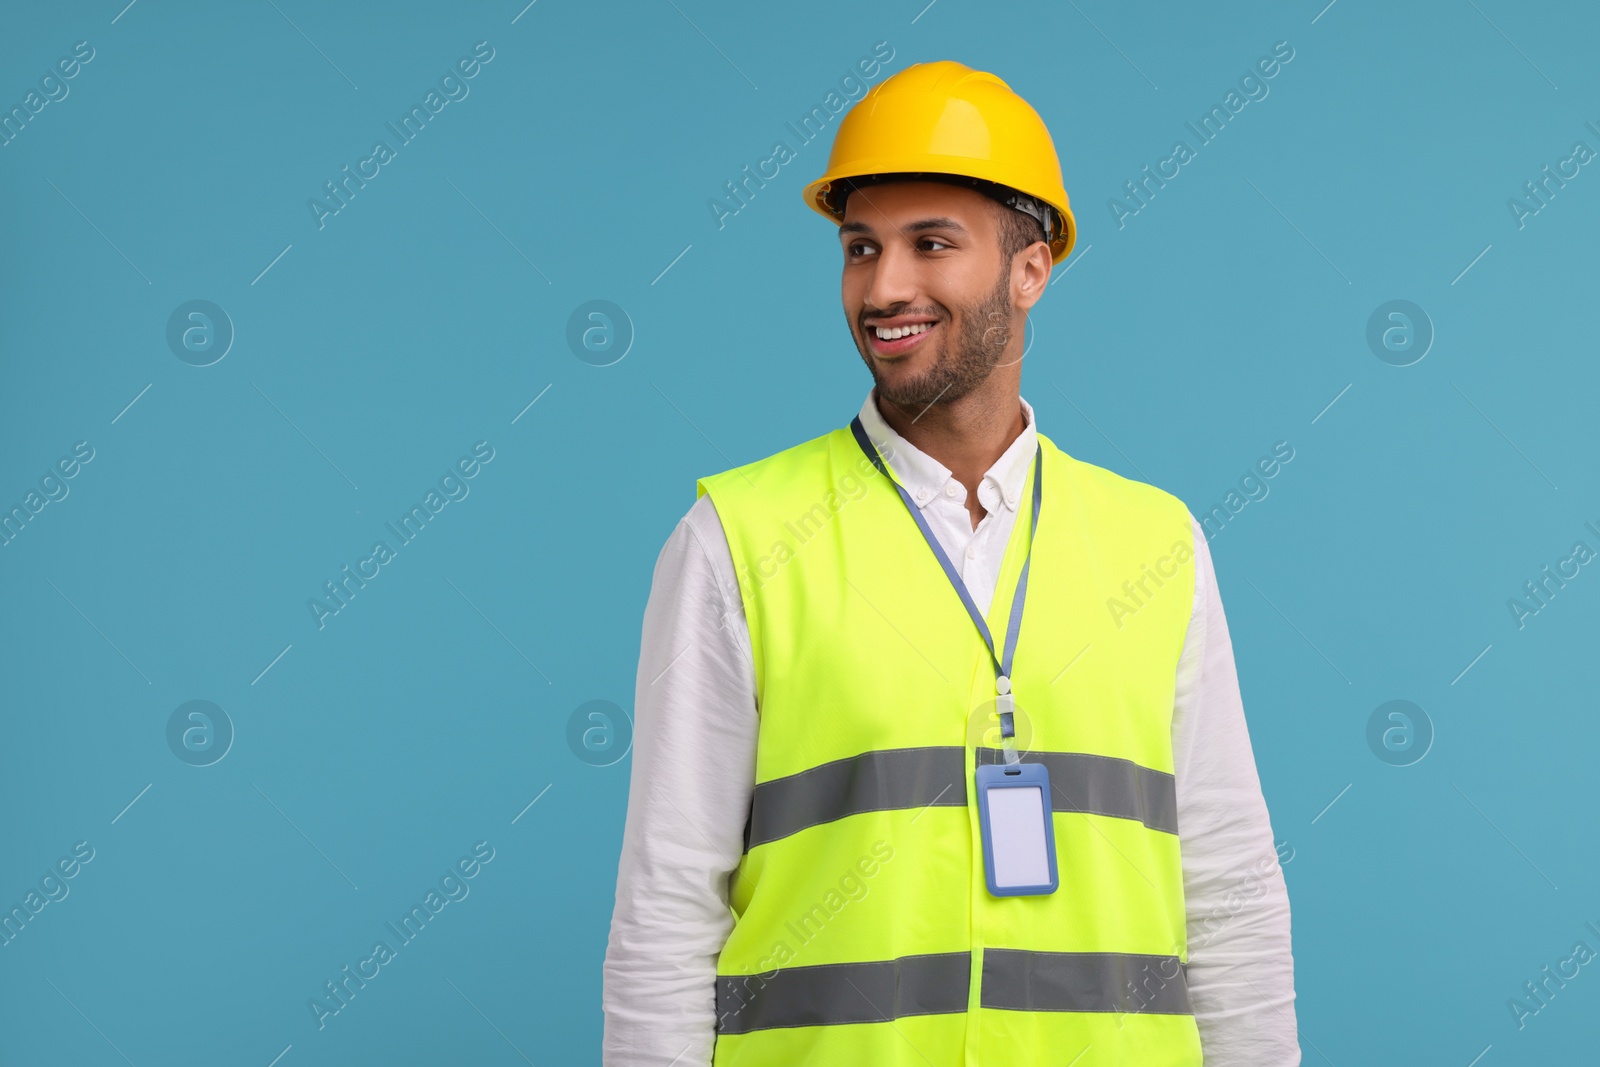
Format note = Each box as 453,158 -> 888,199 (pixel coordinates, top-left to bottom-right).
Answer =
921,238 -> 950,251
847,242 -> 877,257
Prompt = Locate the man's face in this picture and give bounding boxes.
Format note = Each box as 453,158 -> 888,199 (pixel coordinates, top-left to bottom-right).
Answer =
838,181 -> 1022,411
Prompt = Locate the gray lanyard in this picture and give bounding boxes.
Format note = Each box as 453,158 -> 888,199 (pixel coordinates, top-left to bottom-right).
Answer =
849,415 -> 1043,764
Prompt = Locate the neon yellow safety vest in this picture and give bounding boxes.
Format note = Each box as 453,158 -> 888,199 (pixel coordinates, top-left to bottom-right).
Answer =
695,419 -> 1203,1066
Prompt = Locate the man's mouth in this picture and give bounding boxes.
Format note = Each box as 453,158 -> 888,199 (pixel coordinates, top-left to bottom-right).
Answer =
867,320 -> 938,356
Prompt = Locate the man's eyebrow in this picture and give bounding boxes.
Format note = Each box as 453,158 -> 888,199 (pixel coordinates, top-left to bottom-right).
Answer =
838,216 -> 972,238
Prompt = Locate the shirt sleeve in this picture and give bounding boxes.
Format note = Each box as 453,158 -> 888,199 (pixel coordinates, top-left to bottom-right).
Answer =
1173,512 -> 1301,1065
602,493 -> 758,1067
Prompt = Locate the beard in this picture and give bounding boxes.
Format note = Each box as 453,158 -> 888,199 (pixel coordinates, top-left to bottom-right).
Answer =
854,262 -> 1017,412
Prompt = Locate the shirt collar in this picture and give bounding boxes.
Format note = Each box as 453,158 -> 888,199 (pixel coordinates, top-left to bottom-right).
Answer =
855,387 -> 1038,512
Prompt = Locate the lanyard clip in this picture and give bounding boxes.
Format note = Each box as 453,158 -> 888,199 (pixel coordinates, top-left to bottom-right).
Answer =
996,674 -> 1020,766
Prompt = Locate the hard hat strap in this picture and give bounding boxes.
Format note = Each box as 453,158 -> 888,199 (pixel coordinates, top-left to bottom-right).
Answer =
996,190 -> 1057,243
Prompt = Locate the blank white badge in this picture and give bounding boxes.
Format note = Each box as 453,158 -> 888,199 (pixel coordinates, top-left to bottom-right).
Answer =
988,784 -> 1051,888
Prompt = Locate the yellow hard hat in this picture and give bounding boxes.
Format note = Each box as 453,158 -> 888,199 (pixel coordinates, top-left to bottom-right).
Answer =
801,60 -> 1077,264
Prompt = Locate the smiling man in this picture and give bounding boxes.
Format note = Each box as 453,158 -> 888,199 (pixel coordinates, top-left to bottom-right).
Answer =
603,60 -> 1299,1066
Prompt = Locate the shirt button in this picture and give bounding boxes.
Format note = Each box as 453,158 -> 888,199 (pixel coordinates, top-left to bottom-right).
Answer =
966,545 -> 977,558
945,483 -> 961,498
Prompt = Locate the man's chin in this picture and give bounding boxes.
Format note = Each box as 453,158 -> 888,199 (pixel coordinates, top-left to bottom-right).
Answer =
872,373 -> 948,410
857,340 -> 953,407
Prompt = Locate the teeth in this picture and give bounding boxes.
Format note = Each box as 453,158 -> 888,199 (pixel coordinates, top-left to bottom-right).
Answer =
874,322 -> 933,340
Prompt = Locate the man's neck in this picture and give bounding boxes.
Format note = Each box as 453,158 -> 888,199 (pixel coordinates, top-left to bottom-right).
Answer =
871,385 -> 1026,500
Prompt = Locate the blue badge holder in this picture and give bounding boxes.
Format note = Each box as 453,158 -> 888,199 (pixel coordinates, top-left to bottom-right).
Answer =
975,761 -> 1059,897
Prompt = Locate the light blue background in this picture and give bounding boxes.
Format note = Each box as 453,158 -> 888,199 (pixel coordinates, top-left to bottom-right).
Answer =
3,1 -> 1597,1064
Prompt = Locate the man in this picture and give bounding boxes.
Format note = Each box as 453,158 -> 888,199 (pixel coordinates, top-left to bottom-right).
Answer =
604,60 -> 1298,1065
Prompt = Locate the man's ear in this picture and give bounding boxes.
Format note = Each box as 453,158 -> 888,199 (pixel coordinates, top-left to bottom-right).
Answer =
1013,241 -> 1052,313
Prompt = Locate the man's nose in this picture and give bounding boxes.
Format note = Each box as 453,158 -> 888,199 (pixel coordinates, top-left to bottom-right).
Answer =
863,240 -> 920,314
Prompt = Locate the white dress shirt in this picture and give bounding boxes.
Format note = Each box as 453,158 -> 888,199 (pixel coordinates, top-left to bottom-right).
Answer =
602,389 -> 1300,1066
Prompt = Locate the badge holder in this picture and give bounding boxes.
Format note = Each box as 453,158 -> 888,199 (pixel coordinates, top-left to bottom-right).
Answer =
975,679 -> 1059,897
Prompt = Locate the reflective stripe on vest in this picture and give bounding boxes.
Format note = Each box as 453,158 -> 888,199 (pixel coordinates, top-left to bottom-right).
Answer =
746,745 -> 1178,849
696,423 -> 1203,1066
716,948 -> 1193,1034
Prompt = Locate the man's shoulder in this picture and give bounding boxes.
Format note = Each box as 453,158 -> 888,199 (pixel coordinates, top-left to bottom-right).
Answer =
694,426 -> 845,503
1040,430 -> 1193,528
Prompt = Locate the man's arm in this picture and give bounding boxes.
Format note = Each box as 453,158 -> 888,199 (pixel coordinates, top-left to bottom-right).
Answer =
1173,512 -> 1301,1064
602,494 -> 757,1067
